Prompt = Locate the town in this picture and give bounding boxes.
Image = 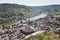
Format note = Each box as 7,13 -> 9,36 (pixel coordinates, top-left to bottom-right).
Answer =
0,12 -> 60,40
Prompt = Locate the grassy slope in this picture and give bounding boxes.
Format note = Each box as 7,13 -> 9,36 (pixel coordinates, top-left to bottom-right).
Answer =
25,31 -> 59,40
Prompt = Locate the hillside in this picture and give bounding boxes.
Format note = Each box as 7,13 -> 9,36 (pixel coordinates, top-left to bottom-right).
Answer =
31,5 -> 60,18
31,5 -> 60,11
0,4 -> 60,18
0,3 -> 32,18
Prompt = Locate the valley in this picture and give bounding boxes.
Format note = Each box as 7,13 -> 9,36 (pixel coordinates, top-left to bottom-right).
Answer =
0,4 -> 60,40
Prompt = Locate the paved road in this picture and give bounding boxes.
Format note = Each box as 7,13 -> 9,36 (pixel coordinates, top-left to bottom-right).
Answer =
25,30 -> 45,38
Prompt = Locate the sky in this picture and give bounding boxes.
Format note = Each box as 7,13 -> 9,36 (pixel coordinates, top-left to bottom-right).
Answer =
0,0 -> 60,6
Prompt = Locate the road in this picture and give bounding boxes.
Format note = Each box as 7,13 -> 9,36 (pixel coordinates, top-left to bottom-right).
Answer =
25,30 -> 45,38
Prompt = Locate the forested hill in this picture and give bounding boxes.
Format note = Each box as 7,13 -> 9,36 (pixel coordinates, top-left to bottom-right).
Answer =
0,4 -> 60,18
0,4 -> 32,18
31,5 -> 60,11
